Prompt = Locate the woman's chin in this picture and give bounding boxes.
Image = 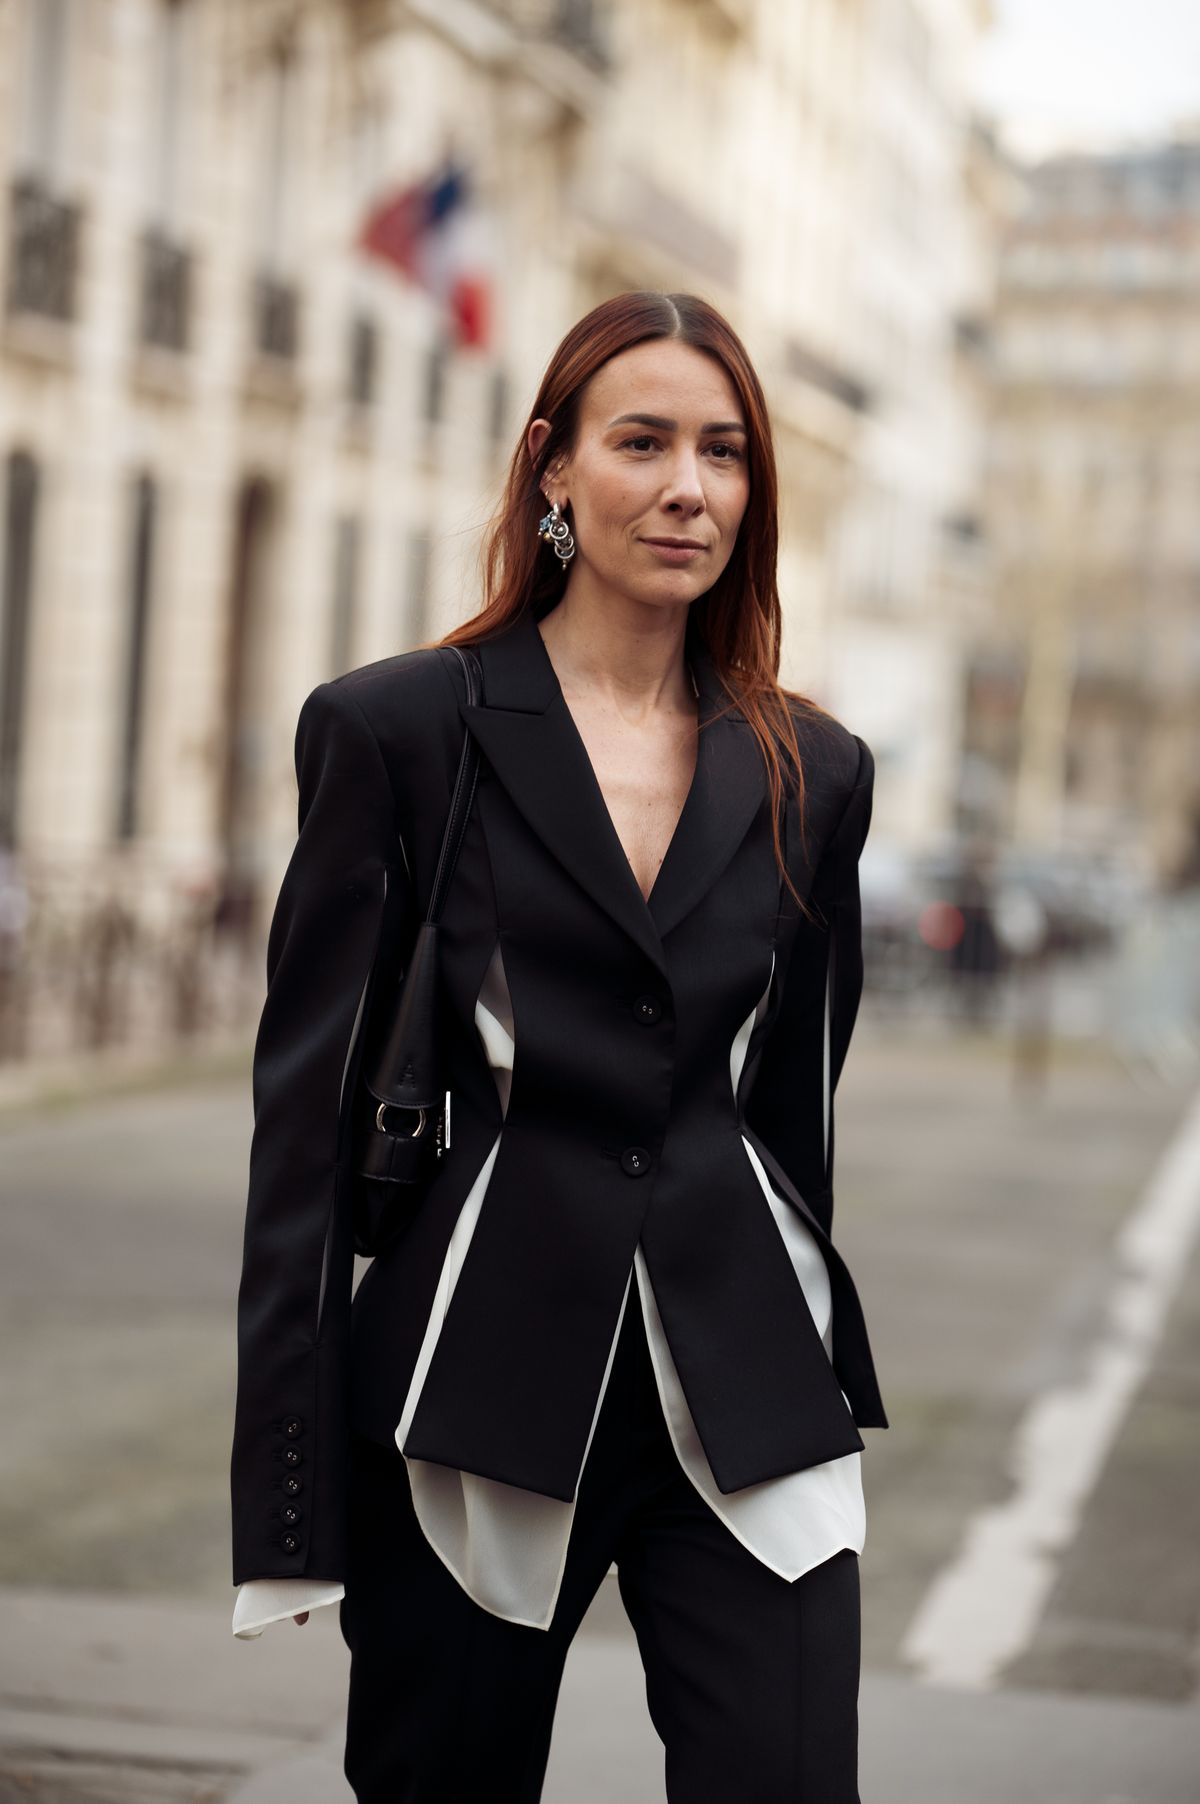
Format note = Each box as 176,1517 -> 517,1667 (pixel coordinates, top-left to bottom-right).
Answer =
625,570 -> 710,606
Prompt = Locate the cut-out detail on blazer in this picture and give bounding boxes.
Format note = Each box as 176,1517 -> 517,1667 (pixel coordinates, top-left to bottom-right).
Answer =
230,602 -> 886,1589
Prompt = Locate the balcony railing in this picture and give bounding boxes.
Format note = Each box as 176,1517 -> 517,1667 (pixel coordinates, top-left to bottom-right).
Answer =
138,228 -> 191,353
6,176 -> 79,323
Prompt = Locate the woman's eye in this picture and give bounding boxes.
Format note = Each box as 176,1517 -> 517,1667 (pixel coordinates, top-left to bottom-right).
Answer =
620,436 -> 743,461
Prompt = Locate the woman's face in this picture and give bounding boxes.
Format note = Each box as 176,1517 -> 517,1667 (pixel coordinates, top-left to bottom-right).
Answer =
527,339 -> 751,613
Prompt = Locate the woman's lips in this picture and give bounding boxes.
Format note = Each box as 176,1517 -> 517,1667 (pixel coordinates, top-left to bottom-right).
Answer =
643,541 -> 705,563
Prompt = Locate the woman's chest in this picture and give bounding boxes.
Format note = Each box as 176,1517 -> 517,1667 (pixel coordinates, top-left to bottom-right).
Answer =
567,703 -> 699,904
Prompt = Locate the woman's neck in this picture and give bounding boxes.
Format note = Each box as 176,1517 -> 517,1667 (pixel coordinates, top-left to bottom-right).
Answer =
536,593 -> 694,717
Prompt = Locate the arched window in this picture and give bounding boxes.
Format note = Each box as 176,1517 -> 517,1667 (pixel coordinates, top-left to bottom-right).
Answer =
115,475 -> 157,842
0,452 -> 39,850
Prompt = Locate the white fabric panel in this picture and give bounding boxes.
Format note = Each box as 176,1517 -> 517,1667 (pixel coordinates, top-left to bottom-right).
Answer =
394,941 -> 632,1629
232,1575 -> 345,1639
635,1239 -> 861,1581
637,949 -> 861,1581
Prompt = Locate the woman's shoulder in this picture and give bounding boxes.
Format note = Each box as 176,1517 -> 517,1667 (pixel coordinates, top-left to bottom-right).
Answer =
319,644 -> 469,756
781,692 -> 871,801
776,699 -> 874,875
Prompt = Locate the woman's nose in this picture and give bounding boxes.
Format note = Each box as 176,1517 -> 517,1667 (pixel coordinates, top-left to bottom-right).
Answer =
660,456 -> 706,506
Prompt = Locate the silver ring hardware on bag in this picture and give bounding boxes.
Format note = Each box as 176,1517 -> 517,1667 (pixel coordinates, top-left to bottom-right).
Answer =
375,1101 -> 427,1138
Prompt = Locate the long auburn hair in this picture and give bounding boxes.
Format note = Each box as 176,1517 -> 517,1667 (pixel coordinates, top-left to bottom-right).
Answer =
432,290 -> 835,915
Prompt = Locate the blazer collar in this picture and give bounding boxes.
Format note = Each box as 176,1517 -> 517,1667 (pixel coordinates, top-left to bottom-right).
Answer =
459,605 -> 769,978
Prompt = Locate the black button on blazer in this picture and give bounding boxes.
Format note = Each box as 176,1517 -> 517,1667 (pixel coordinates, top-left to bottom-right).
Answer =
230,602 -> 888,1587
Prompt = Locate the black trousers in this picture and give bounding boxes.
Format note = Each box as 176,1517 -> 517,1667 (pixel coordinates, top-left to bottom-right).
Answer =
339,1283 -> 862,1802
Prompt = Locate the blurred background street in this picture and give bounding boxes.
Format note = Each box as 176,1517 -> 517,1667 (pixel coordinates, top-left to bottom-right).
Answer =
1,0 -> 1199,1797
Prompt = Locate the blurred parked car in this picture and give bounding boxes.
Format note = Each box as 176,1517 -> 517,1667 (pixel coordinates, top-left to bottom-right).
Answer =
859,837 -> 1151,1003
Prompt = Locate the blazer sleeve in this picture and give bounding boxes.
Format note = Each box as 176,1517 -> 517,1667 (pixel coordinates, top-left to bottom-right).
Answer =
230,679 -> 401,1588
744,734 -> 875,1242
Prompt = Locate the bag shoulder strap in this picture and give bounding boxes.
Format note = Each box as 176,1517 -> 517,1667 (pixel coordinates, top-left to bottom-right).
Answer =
426,645 -> 482,925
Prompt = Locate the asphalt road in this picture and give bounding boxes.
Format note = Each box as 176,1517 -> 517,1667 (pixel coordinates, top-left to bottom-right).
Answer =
1,1013 -> 1198,1799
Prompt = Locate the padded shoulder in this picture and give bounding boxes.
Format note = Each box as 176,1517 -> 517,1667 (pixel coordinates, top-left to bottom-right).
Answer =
778,692 -> 866,806
327,645 -> 468,766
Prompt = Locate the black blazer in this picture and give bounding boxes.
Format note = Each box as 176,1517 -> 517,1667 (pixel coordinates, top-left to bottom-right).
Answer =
231,601 -> 888,1587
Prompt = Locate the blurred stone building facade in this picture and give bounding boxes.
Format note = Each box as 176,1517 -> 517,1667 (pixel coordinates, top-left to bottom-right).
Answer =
972,137 -> 1200,887
0,0 -> 995,1063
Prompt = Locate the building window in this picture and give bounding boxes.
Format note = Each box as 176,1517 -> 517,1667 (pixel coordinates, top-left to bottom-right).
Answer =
348,312 -> 379,407
7,0 -> 82,323
259,42 -> 296,270
252,43 -> 300,361
0,453 -> 39,850
139,230 -> 190,352
402,528 -> 431,646
138,0 -> 191,352
18,0 -> 72,181
253,274 -> 298,360
488,365 -> 509,445
421,340 -> 448,427
149,0 -> 187,230
329,516 -> 362,677
552,0 -> 610,66
115,476 -> 157,842
7,177 -> 79,322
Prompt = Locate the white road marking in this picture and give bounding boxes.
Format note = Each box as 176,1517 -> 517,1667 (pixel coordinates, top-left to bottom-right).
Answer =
900,1081 -> 1200,1690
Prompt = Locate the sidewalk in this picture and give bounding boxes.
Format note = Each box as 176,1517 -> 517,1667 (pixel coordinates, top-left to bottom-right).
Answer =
0,1032 -> 251,1121
2,1580 -> 1198,1803
233,1676 -> 1200,1804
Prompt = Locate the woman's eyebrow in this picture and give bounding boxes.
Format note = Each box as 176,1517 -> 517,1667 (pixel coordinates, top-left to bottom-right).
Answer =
607,412 -> 747,434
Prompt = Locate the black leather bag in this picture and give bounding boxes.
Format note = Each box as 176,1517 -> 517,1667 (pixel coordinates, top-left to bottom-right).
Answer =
350,645 -> 482,1257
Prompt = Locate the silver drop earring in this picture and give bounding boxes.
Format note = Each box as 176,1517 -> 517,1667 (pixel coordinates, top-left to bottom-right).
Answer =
537,497 -> 576,565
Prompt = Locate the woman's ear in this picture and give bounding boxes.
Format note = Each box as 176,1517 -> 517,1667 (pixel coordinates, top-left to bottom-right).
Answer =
527,421 -> 569,509
527,418 -> 552,479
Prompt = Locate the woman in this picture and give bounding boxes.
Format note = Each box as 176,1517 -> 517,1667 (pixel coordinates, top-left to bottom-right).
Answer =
229,291 -> 887,1801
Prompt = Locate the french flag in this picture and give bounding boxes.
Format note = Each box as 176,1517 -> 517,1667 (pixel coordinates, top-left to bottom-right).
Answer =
357,156 -> 496,351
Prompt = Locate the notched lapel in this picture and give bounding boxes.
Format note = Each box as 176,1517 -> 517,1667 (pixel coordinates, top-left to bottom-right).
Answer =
458,608 -> 770,974
646,696 -> 767,943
